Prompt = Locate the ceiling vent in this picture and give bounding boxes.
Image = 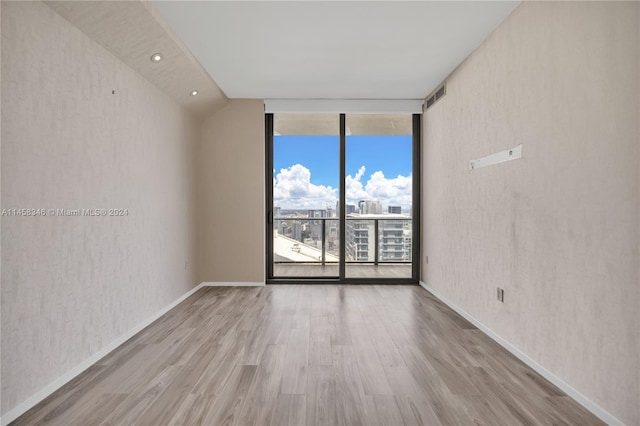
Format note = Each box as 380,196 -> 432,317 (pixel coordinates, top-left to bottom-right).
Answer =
425,83 -> 446,109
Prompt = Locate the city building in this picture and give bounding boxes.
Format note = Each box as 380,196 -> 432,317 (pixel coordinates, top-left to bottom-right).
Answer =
345,213 -> 412,262
307,209 -> 327,218
358,199 -> 382,215
335,201 -> 357,215
292,220 -> 303,242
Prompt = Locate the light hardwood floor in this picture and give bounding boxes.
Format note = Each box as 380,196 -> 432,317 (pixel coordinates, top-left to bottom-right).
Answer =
12,285 -> 603,425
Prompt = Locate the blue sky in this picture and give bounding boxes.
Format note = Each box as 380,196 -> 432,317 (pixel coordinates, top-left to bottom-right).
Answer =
273,135 -> 413,210
274,135 -> 412,188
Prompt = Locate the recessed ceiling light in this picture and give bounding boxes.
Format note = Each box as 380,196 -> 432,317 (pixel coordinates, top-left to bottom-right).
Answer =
190,90 -> 198,96
150,53 -> 163,63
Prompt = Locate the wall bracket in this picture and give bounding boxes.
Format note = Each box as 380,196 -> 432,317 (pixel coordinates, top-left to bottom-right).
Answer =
469,144 -> 522,171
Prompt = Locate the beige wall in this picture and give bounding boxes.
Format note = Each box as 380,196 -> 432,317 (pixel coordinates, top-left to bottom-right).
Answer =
1,1 -> 199,416
197,99 -> 265,283
0,0 -> 3,415
422,2 -> 639,424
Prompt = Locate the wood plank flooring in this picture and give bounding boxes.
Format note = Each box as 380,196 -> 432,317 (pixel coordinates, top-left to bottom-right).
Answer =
12,285 -> 603,426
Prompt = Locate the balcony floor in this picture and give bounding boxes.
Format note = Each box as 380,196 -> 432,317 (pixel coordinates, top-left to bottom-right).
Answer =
273,263 -> 412,279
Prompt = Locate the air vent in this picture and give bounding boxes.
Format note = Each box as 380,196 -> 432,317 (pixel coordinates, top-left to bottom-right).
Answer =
425,83 -> 446,110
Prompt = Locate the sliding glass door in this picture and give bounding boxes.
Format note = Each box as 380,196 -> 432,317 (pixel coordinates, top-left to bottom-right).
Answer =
345,114 -> 414,279
266,113 -> 420,283
268,114 -> 341,279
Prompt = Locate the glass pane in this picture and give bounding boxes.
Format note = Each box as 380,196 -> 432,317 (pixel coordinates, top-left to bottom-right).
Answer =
345,114 -> 413,279
272,114 -> 340,278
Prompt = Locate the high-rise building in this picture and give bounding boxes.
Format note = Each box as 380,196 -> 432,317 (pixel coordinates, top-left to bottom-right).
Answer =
346,216 -> 374,261
335,202 -> 357,215
379,219 -> 406,261
358,200 -> 382,214
388,205 -> 402,214
308,209 -> 327,218
292,221 -> 303,242
345,213 -> 411,262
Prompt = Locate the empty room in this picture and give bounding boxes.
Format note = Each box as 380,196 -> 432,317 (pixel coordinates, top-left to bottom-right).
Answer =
1,1 -> 638,425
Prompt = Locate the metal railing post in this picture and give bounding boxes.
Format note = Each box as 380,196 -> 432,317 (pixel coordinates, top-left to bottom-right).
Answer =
374,219 -> 379,266
321,219 -> 326,266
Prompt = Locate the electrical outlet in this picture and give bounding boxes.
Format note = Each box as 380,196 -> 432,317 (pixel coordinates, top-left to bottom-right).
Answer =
497,288 -> 504,302
425,255 -> 429,264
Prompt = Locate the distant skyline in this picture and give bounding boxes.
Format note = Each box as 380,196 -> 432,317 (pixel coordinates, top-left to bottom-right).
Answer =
273,135 -> 413,210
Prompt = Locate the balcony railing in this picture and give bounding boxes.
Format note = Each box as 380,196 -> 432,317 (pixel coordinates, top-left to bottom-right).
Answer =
273,217 -> 412,266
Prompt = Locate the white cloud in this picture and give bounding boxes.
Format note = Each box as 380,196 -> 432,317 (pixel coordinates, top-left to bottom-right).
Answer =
345,166 -> 412,211
345,165 -> 368,201
363,170 -> 413,210
274,164 -> 338,209
274,164 -> 412,211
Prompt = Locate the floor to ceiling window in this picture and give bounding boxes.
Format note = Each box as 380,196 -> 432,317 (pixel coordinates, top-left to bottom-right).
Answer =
270,113 -> 341,279
344,114 -> 415,279
266,107 -> 420,283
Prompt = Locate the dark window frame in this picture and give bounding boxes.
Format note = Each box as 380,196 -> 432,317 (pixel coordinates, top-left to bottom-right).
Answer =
265,113 -> 421,284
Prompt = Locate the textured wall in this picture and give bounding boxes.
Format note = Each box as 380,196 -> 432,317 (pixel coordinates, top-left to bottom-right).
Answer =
0,0 -> 3,416
422,2 -> 639,424
197,99 -> 265,283
1,1 -> 198,415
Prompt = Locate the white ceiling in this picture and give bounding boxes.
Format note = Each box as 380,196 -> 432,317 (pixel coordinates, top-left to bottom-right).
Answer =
152,1 -> 519,100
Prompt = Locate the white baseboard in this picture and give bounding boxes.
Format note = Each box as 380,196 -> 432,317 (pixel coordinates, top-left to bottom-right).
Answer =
418,281 -> 624,426
0,280 -> 270,425
8,280 -> 617,425
0,282 -> 209,426
201,281 -> 265,287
